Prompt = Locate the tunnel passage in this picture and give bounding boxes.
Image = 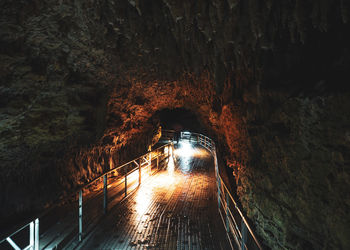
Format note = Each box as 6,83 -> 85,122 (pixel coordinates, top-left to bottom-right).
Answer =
154,108 -> 204,133
62,140 -> 231,249
1,0 -> 349,249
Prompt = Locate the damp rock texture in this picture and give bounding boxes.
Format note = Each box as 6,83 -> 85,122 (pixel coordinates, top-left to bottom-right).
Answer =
223,94 -> 350,249
0,0 -> 349,249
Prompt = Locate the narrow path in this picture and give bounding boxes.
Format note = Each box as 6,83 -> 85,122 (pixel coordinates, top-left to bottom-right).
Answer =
67,143 -> 231,249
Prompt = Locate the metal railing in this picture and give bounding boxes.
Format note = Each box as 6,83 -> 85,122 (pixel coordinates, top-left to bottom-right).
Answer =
76,142 -> 174,242
1,142 -> 174,248
0,219 -> 39,250
180,131 -> 262,250
1,130 -> 261,249
160,129 -> 176,141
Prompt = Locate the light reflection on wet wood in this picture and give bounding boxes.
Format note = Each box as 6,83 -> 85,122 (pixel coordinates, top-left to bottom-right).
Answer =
71,145 -> 230,250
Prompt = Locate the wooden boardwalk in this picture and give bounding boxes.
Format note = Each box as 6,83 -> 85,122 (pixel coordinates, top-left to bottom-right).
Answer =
66,144 -> 231,249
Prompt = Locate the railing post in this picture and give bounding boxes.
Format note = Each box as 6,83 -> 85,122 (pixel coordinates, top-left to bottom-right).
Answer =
217,177 -> 221,210
103,175 -> 108,214
139,159 -> 141,185
34,219 -> 39,250
149,151 -> 152,168
241,220 -> 247,250
29,221 -> 34,249
171,143 -> 175,162
225,192 -> 230,233
79,190 -> 83,242
156,155 -> 159,170
124,167 -> 127,197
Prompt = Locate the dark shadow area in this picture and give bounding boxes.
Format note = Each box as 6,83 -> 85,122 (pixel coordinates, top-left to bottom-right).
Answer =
155,108 -> 205,133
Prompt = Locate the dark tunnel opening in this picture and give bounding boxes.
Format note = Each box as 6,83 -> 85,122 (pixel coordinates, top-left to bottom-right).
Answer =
154,107 -> 240,212
154,108 -> 205,134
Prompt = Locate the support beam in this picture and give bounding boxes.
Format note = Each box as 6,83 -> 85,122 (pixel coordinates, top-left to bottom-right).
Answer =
142,156 -> 148,163
6,237 -> 20,250
34,219 -> 39,250
29,221 -> 34,249
241,220 -> 247,250
217,178 -> 221,210
124,168 -> 127,197
79,190 -> 83,242
138,159 -> 141,185
225,192 -> 230,233
148,152 -> 152,167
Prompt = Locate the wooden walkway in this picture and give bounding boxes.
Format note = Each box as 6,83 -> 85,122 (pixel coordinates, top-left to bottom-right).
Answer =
66,144 -> 231,249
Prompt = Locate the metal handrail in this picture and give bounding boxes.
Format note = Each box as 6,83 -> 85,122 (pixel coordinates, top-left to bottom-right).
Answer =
180,131 -> 262,250
1,142 -> 173,248
160,129 -> 176,141
2,131 -> 261,249
76,142 -> 173,241
0,219 -> 39,250
218,174 -> 263,249
80,143 -> 171,191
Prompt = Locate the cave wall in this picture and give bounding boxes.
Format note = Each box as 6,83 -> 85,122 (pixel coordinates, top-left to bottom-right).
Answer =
222,93 -> 350,249
1,0 -> 349,249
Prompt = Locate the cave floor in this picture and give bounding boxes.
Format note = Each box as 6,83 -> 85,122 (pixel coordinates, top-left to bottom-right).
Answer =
62,144 -> 231,250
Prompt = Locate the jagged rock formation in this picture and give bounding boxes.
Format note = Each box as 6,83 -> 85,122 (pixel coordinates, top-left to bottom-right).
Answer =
0,0 -> 349,249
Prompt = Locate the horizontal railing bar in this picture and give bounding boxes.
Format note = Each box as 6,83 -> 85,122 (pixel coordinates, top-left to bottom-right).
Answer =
218,174 -> 262,249
218,175 -> 237,207
228,220 -> 242,248
141,161 -> 149,166
218,207 -> 235,249
220,197 -> 226,209
181,131 -> 262,250
79,143 -> 171,192
0,223 -> 30,244
1,143 -> 172,245
227,206 -> 243,239
162,129 -> 175,133
126,166 -> 140,176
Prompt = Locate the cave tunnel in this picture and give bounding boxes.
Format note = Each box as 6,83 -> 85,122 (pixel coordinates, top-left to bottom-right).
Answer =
155,108 -> 204,133
1,0 -> 350,249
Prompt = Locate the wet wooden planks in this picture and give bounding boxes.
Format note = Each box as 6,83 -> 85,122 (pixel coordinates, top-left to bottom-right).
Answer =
67,145 -> 231,249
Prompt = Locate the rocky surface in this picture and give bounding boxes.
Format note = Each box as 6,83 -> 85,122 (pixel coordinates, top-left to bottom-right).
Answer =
224,93 -> 350,249
0,0 -> 349,249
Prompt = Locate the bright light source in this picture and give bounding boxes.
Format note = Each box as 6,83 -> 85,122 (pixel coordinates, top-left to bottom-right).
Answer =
167,155 -> 175,175
135,188 -> 151,215
134,156 -> 177,216
175,141 -> 194,157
